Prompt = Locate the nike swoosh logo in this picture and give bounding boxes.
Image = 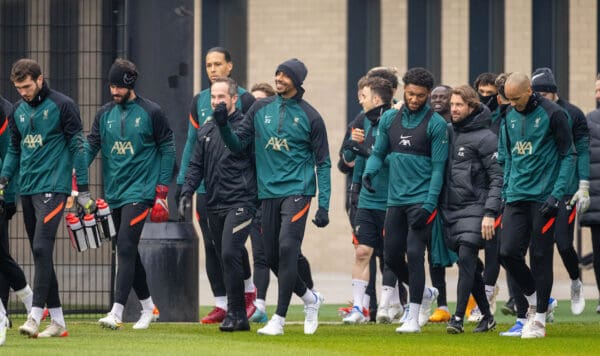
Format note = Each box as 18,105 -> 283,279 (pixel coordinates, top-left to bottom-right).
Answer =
400,135 -> 411,139
43,198 -> 51,204
265,115 -> 272,119
294,197 -> 302,202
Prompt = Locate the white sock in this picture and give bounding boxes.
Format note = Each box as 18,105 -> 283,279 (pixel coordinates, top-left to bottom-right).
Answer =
139,297 -> 155,312
485,285 -> 495,297
409,303 -> 420,321
392,282 -> 401,305
572,278 -> 581,286
30,307 -> 44,324
439,305 -> 449,312
215,296 -> 228,311
380,285 -> 394,308
272,314 -> 285,326
254,298 -> 266,312
15,285 -> 33,314
517,317 -> 527,324
244,278 -> 255,293
301,290 -> 317,305
110,303 -> 124,321
352,279 -> 368,310
0,299 -> 5,317
525,292 -> 537,308
362,294 -> 370,311
423,286 -> 433,300
49,307 -> 66,328
534,312 -> 546,326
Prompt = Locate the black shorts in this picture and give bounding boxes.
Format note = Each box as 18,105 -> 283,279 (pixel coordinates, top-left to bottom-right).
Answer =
353,208 -> 386,248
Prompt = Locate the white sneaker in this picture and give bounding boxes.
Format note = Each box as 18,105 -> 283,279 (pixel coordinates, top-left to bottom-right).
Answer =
546,298 -> 558,323
98,313 -> 123,330
389,303 -> 404,322
487,285 -> 500,315
376,306 -> 391,324
257,316 -> 284,335
37,321 -> 68,337
468,306 -> 483,322
133,308 -> 160,329
418,287 -> 438,327
521,320 -> 546,339
0,313 -> 6,346
396,315 -> 420,333
304,292 -> 324,334
399,305 -> 410,324
343,307 -> 366,324
19,316 -> 39,337
571,279 -> 585,315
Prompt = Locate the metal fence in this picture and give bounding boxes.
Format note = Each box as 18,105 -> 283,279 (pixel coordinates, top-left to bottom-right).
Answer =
0,0 -> 128,317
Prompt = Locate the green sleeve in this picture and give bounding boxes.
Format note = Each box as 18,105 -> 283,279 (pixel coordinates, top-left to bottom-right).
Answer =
69,131 -> 89,186
352,155 -> 365,184
177,119 -> 198,184
316,158 -> 331,209
364,111 -> 393,177
575,133 -> 590,181
422,117 -> 448,212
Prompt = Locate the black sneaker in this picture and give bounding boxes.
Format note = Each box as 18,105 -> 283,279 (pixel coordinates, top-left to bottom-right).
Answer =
446,315 -> 464,334
501,297 -> 517,316
219,311 -> 250,332
473,314 -> 496,333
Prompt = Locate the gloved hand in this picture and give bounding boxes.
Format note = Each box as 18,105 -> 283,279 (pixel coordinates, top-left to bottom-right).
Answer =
174,184 -> 182,206
411,208 -> 433,230
570,180 -> 590,213
312,207 -> 329,228
0,176 -> 7,216
539,195 -> 560,218
362,174 -> 375,193
4,202 -> 16,220
213,102 -> 228,127
343,140 -> 371,157
178,193 -> 192,221
349,183 -> 361,209
150,184 -> 169,222
77,190 -> 97,214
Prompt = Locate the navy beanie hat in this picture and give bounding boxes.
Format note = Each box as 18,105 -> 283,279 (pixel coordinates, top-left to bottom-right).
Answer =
108,61 -> 138,89
531,67 -> 557,93
276,58 -> 307,89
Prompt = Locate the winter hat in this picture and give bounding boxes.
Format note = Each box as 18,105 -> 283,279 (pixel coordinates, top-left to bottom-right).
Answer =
531,67 -> 557,93
108,59 -> 138,89
276,58 -> 307,89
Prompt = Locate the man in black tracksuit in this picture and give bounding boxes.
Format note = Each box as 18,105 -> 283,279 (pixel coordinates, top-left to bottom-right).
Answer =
180,77 -> 256,332
441,85 -> 503,334
498,72 -> 573,339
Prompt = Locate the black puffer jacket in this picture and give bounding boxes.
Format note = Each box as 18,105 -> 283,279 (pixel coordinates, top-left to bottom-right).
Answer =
181,109 -> 257,212
580,109 -> 600,226
441,104 -> 503,249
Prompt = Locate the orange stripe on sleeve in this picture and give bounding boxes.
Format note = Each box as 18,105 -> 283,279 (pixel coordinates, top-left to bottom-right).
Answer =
0,117 -> 8,136
541,217 -> 556,234
494,215 -> 502,229
44,201 -> 65,223
291,202 -> 310,223
568,206 -> 577,225
189,114 -> 199,129
130,209 -> 149,226
426,209 -> 438,224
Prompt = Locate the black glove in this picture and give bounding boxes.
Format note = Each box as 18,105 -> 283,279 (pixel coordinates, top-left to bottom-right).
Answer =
178,193 -> 192,221
349,183 -> 361,208
411,208 -> 432,230
362,174 -> 375,193
174,184 -> 182,206
312,207 -> 329,228
343,140 -> 371,157
0,176 -> 8,216
539,196 -> 559,218
213,102 -> 228,127
4,202 -> 16,220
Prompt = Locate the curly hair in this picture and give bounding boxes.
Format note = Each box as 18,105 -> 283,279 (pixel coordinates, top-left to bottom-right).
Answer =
402,67 -> 434,91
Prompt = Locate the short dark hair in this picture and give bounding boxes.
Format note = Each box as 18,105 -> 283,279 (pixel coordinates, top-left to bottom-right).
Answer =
402,67 -> 434,91
11,58 -> 42,82
207,47 -> 232,62
357,76 -> 369,90
473,72 -> 498,90
364,76 -> 394,104
250,82 -> 275,97
367,67 -> 399,89
211,77 -> 238,97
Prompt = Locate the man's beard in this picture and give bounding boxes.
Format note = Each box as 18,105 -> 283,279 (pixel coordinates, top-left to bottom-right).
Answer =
113,89 -> 132,104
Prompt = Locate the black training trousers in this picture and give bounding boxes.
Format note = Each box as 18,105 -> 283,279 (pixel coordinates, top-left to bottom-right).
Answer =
554,196 -> 580,280
209,207 -> 254,312
113,203 -> 152,305
0,206 -> 27,308
21,193 -> 66,309
197,194 -> 226,298
455,244 -> 490,318
499,201 -> 555,313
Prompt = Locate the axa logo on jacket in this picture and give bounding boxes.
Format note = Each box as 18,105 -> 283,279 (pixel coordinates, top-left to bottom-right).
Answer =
265,137 -> 289,151
512,140 -> 533,155
111,140 -> 134,155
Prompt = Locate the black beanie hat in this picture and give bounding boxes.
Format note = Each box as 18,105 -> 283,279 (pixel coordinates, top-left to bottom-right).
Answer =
276,58 -> 307,89
108,60 -> 138,89
531,67 -> 557,93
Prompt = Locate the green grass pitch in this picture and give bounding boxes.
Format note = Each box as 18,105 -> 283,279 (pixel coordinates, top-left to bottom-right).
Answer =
1,301 -> 600,355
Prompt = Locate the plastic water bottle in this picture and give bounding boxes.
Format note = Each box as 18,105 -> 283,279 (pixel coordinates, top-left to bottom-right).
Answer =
96,199 -> 116,240
66,213 -> 88,252
83,213 -> 101,249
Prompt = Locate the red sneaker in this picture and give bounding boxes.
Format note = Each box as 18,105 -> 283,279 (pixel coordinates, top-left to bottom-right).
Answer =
245,289 -> 257,318
201,307 -> 227,324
